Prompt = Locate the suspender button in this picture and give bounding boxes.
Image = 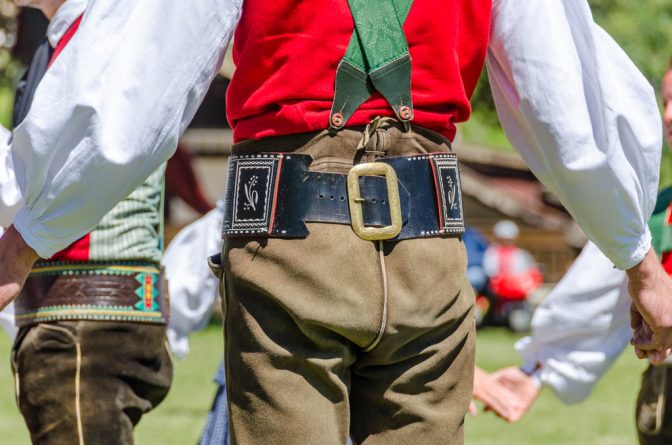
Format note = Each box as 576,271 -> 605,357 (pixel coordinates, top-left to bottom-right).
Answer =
399,106 -> 412,121
331,113 -> 345,128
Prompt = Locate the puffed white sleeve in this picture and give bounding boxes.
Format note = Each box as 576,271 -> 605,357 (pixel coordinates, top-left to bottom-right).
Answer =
163,204 -> 224,358
487,0 -> 661,270
516,242 -> 632,404
10,0 -> 242,258
0,126 -> 21,227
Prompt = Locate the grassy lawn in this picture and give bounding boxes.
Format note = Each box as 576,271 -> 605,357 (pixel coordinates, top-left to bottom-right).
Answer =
0,325 -> 646,444
467,328 -> 645,445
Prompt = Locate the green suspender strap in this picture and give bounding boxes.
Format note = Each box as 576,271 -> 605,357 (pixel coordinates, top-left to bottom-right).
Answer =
329,0 -> 414,131
648,186 -> 672,257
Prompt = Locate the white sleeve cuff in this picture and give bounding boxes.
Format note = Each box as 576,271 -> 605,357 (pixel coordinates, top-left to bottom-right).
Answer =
610,228 -> 651,271
166,328 -> 190,360
13,208 -> 63,259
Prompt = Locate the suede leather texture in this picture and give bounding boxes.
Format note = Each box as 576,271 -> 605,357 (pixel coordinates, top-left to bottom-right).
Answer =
223,122 -> 476,445
638,364 -> 672,445
11,321 -> 173,445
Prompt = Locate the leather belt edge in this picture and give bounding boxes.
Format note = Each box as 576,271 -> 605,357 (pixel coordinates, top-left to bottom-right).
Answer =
15,262 -> 168,327
222,152 -> 465,241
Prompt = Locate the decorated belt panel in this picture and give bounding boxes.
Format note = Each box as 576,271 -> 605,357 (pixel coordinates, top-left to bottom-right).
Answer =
222,152 -> 465,240
15,261 -> 168,327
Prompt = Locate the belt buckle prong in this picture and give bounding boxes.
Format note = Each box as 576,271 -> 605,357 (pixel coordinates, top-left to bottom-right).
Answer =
347,162 -> 402,241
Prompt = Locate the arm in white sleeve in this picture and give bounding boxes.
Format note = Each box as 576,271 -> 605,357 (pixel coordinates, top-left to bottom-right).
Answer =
163,204 -> 224,358
11,0 -> 242,258
487,0 -> 661,269
516,242 -> 632,404
0,303 -> 17,341
0,126 -> 21,227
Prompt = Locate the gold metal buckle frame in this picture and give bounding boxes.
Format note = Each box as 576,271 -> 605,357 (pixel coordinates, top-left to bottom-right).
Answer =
347,162 -> 402,241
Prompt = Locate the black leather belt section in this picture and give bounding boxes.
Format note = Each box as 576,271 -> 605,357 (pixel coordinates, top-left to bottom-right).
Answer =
222,152 -> 465,241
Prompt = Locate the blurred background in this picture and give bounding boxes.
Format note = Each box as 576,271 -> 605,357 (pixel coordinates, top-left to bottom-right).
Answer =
0,1 -> 671,444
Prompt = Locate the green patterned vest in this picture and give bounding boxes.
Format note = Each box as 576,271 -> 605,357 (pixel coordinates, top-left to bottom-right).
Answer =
89,166 -> 165,263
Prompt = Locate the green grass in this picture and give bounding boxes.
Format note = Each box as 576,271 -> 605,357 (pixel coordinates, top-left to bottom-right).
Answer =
0,325 -> 647,444
0,85 -> 13,129
134,325 -> 224,444
467,328 -> 646,445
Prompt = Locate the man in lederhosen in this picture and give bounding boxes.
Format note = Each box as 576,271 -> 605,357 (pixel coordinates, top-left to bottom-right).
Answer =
1,1 -> 672,444
5,1 -> 172,443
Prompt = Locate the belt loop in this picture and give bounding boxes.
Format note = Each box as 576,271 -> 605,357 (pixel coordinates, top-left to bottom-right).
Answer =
357,117 -> 387,163
356,117 -> 381,151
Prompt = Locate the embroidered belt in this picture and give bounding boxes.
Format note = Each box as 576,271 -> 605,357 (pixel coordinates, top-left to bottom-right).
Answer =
222,152 -> 465,241
14,262 -> 168,327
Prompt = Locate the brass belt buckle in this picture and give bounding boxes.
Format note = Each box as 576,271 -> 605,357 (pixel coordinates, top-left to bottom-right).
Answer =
347,162 -> 402,241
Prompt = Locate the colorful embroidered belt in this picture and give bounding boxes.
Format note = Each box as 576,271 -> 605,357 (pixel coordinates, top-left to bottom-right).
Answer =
222,152 -> 465,241
14,262 -> 168,327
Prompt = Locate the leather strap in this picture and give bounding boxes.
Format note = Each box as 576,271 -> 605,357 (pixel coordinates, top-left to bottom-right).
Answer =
13,38 -> 53,127
329,0 -> 414,130
14,262 -> 168,327
222,152 -> 465,240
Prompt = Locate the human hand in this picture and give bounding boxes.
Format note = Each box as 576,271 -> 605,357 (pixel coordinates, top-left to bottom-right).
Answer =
627,248 -> 672,364
490,366 -> 540,422
472,367 -> 531,422
0,225 -> 38,310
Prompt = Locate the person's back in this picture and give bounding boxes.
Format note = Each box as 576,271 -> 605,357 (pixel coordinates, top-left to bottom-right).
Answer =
227,0 -> 491,142
212,3 -> 489,444
2,2 -> 672,445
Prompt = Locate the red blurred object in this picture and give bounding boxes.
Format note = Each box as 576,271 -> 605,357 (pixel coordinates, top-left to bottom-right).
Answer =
488,245 -> 543,301
166,144 -> 215,217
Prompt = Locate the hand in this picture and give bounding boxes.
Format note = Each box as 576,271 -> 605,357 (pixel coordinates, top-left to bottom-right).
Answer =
490,367 -> 540,422
0,225 -> 38,310
627,248 -> 672,364
472,367 -> 530,422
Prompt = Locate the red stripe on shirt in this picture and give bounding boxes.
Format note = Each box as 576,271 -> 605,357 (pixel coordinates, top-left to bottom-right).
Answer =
47,14 -> 90,261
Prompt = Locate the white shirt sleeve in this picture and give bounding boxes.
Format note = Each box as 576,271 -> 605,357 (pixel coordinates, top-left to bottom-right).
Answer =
0,126 -> 21,227
11,0 -> 243,258
163,204 -> 224,358
516,242 -> 631,404
0,302 -> 17,341
487,0 -> 661,270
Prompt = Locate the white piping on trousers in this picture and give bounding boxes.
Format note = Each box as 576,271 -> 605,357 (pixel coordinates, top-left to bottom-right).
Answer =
75,342 -> 85,445
363,240 -> 389,353
655,369 -> 668,433
13,368 -> 19,407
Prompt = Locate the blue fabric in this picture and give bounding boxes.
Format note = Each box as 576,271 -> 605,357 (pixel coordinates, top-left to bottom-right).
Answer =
199,361 -> 230,445
213,361 -> 226,386
467,265 -> 488,294
463,227 -> 489,267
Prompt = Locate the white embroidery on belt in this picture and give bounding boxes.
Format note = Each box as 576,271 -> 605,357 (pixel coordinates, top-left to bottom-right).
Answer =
446,175 -> 457,210
244,175 -> 259,212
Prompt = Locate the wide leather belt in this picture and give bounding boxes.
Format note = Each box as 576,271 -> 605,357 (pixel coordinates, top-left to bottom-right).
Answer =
222,152 -> 465,241
14,262 -> 168,327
